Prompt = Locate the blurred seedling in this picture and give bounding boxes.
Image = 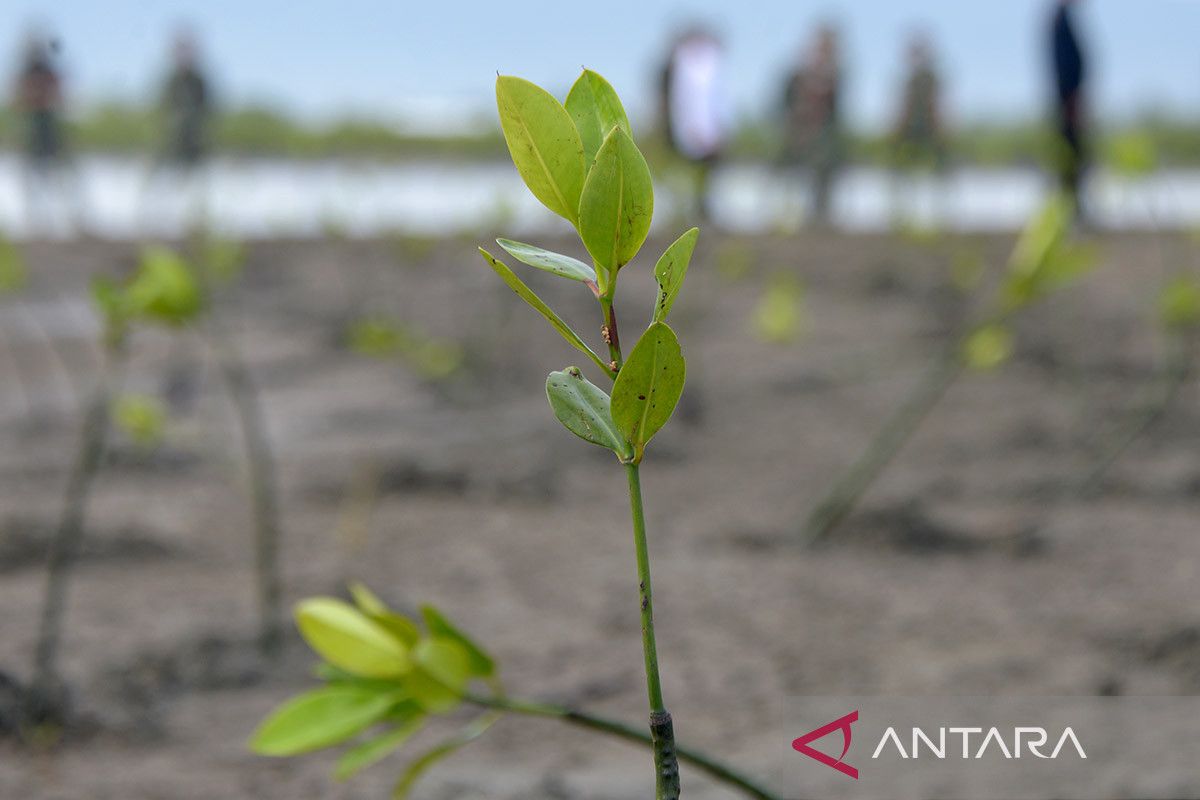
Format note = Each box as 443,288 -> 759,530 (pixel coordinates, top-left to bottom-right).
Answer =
28,244 -> 285,731
250,70 -> 781,800
751,272 -> 806,344
112,392 -> 168,448
802,195 -> 1097,544
345,315 -> 464,380
0,233 -> 28,296
715,236 -> 757,282
1075,274 -> 1200,494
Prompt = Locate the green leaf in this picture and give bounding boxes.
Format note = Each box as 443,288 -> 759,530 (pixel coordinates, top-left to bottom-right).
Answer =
578,128 -> 654,279
335,715 -> 425,780
349,583 -> 422,647
1159,276 -> 1200,329
0,237 -> 27,295
610,322 -> 686,462
392,712 -> 503,799
478,248 -> 610,374
420,605 -> 496,678
126,246 -> 203,326
545,367 -> 629,457
249,686 -> 400,756
652,228 -> 699,323
496,238 -> 596,284
962,323 -> 1014,371
495,76 -> 586,225
565,69 -> 632,167
296,598 -> 412,678
112,393 -> 167,447
751,274 -> 805,344
406,638 -> 470,714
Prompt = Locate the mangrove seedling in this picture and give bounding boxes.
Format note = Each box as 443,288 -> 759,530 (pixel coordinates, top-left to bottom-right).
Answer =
250,70 -> 783,800
802,195 -> 1097,544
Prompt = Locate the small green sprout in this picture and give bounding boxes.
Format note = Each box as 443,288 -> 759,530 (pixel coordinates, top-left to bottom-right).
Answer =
113,393 -> 167,448
252,70 -> 783,800
752,273 -> 806,344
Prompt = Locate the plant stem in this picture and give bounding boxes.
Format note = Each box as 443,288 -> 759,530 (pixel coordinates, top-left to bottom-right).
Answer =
599,295 -> 623,372
31,341 -> 126,701
625,461 -> 680,799
1077,332 -> 1194,496
204,325 -> 284,655
464,692 -> 781,800
802,347 -> 963,545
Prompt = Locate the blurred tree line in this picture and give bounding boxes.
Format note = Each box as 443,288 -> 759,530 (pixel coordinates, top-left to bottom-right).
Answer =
1,100 -> 1197,165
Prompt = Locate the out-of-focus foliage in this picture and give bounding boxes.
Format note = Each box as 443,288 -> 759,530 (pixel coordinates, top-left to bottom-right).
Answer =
751,273 -> 805,344
962,323 -> 1014,371
1158,276 -> 1200,330
250,587 -> 497,794
950,248 -> 986,293
0,234 -> 27,295
1002,195 -> 1096,310
346,316 -> 464,379
1104,131 -> 1158,177
112,393 -> 167,447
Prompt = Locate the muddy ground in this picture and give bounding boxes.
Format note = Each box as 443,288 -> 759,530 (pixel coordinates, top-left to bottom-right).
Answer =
0,230 -> 1197,799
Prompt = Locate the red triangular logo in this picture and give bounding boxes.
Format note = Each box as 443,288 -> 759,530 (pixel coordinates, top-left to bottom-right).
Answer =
792,710 -> 859,779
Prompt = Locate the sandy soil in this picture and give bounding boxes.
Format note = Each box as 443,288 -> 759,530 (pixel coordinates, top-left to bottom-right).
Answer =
0,230 -> 1197,799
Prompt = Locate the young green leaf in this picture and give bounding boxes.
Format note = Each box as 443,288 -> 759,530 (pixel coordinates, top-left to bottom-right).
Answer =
349,583 -> 422,646
565,69 -> 632,167
496,238 -> 596,284
335,715 -> 426,780
478,248 -> 611,375
1160,276 -> 1200,329
249,685 -> 401,756
406,638 -> 470,713
545,367 -> 629,457
126,246 -> 203,326
611,322 -> 686,462
296,598 -> 412,678
392,712 -> 503,799
652,228 -> 699,323
420,605 -> 496,678
495,76 -> 586,225
0,237 -> 27,295
962,323 -> 1014,371
578,128 -> 654,277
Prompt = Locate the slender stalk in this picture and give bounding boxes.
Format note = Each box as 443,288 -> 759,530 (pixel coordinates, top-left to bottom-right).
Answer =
1077,332 -> 1194,496
204,324 -> 284,655
30,341 -> 126,704
464,692 -> 782,800
625,462 -> 680,799
802,347 -> 963,545
601,277 -> 681,798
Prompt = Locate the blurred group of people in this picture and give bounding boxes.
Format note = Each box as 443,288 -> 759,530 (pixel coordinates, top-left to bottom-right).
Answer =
658,0 -> 1090,227
10,27 -> 213,234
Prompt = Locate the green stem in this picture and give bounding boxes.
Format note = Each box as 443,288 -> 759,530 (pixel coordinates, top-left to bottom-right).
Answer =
626,461 -> 680,799
802,346 -> 964,545
464,692 -> 781,800
31,340 -> 127,702
1078,332 -> 1195,496
599,294 -> 623,373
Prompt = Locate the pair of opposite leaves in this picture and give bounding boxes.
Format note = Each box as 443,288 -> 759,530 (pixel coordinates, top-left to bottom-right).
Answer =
495,71 -> 652,280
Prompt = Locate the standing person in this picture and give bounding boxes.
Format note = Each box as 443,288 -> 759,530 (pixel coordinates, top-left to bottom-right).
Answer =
161,28 -> 212,169
1050,0 -> 1087,214
12,30 -> 85,236
143,27 -> 214,234
890,31 -> 946,225
892,32 -> 944,172
659,26 -> 731,223
781,24 -> 844,227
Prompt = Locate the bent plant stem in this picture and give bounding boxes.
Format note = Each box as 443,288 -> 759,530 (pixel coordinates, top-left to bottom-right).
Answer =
31,342 -> 127,705
1078,333 -> 1195,495
204,324 -> 284,655
803,347 -> 963,545
465,692 -> 781,800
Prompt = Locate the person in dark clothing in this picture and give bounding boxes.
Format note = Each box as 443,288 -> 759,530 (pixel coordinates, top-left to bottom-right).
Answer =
780,25 -> 844,227
1050,0 -> 1087,211
161,30 -> 212,167
12,31 -> 87,235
